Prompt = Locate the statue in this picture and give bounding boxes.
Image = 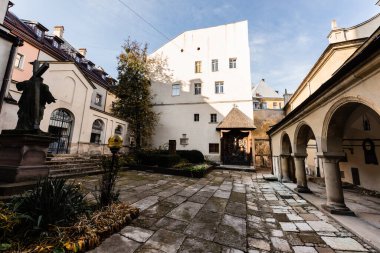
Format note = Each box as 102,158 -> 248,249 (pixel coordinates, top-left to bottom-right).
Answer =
15,61 -> 56,131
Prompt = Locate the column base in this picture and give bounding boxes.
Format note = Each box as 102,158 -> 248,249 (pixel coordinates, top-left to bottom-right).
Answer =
295,186 -> 312,193
322,204 -> 355,216
281,177 -> 291,183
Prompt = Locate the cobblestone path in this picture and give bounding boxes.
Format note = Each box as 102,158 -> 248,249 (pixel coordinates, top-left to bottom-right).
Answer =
85,170 -> 376,253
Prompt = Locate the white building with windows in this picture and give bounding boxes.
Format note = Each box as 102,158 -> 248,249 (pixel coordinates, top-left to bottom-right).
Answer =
150,21 -> 255,164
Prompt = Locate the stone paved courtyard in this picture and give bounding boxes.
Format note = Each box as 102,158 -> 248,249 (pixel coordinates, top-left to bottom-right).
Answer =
81,170 -> 376,253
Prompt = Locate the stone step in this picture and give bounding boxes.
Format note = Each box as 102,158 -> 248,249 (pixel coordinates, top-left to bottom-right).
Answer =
49,169 -> 104,179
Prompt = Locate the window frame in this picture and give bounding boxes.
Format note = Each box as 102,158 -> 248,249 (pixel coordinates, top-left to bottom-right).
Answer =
172,84 -> 180,96
14,53 -> 24,69
209,143 -> 219,153
194,113 -> 199,122
195,61 -> 202,73
229,58 -> 237,69
194,83 -> 201,95
210,113 -> 217,123
211,59 -> 218,72
95,93 -> 102,106
215,81 -> 224,94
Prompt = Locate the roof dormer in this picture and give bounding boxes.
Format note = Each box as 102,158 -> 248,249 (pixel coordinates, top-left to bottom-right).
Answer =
21,19 -> 48,39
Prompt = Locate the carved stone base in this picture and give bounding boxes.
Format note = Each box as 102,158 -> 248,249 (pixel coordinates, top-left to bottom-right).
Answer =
322,204 -> 356,216
295,186 -> 312,193
0,130 -> 53,196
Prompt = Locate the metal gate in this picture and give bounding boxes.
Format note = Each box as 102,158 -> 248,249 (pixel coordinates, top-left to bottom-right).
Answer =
48,109 -> 73,154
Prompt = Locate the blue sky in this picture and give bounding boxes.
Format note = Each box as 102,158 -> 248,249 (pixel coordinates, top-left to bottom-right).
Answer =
10,0 -> 379,92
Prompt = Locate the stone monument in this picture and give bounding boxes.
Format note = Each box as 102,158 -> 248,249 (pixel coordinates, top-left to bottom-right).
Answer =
0,60 -> 55,197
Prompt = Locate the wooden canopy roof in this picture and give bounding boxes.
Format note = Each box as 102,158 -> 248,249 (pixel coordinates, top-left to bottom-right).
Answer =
216,107 -> 256,130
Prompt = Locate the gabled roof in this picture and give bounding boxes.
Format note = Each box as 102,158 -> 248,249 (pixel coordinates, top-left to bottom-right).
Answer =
4,10 -> 116,90
252,79 -> 282,98
216,107 -> 256,130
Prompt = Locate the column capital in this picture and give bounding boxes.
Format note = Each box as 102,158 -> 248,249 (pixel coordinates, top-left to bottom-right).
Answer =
291,152 -> 307,158
280,153 -> 291,158
317,152 -> 345,163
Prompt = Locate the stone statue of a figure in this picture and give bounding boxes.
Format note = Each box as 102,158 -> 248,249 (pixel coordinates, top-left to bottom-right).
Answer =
15,61 -> 56,131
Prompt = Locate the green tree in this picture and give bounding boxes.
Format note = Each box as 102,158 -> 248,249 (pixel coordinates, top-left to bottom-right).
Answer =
113,40 -> 169,150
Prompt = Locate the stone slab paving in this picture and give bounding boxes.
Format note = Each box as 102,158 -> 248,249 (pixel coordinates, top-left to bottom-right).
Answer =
85,170 -> 376,252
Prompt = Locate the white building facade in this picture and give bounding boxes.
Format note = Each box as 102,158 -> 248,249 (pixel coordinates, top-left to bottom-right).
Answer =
151,21 -> 255,163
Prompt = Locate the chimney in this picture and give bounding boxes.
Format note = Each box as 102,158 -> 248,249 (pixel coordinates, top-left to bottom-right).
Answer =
0,0 -> 9,24
53,25 -> 64,38
331,19 -> 338,30
78,48 -> 87,57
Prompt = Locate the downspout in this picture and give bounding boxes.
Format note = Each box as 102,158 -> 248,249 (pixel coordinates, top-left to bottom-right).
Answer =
0,37 -> 22,114
268,135 -> 274,175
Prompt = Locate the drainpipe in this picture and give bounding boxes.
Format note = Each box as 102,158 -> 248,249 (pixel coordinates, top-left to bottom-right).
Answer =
268,135 -> 274,175
0,37 -> 22,114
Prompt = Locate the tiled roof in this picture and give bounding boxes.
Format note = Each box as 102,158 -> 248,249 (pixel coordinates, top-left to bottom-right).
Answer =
4,10 -> 116,90
216,107 -> 256,130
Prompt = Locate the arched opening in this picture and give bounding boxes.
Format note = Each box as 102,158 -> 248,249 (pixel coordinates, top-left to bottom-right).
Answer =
326,102 -> 380,191
90,119 -> 104,144
295,124 -> 320,177
115,125 -> 123,135
280,133 -> 296,182
48,108 -> 74,154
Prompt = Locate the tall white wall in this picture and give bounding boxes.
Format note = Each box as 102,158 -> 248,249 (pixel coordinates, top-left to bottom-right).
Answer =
150,21 -> 253,160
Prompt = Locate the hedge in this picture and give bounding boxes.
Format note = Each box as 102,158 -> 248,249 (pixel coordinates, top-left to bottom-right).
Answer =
137,152 -> 181,167
176,150 -> 204,163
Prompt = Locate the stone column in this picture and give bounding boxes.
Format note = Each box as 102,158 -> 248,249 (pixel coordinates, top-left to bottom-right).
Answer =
280,154 -> 291,182
292,153 -> 311,193
321,153 -> 354,216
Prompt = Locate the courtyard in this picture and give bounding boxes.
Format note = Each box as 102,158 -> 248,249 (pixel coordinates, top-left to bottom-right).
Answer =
78,169 -> 376,253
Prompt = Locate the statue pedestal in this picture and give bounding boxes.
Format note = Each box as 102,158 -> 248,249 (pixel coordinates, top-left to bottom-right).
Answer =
0,130 -> 53,197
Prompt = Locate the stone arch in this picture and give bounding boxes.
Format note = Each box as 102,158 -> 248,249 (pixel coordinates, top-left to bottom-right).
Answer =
280,132 -> 295,182
321,96 -> 380,152
48,108 -> 75,154
280,131 -> 292,155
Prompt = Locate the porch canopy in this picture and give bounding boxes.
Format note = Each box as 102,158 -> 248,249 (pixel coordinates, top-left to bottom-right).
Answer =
216,107 -> 256,131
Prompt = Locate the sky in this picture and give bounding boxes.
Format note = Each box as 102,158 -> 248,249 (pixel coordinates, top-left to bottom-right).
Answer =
10,0 -> 380,93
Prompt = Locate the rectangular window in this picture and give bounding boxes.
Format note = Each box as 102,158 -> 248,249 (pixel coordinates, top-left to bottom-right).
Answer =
211,59 -> 218,72
194,83 -> 201,95
273,102 -> 278,109
14,53 -> 24,69
195,61 -> 201,73
95,93 -> 102,106
35,28 -> 43,38
194,113 -> 199,122
215,81 -> 224,94
279,102 -> 282,109
53,40 -> 59,48
210,113 -> 217,123
229,58 -> 237,68
261,102 -> 267,109
209,143 -> 219,153
172,84 -> 180,96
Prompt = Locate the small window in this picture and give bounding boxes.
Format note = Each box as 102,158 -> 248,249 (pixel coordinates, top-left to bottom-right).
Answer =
95,93 -> 102,106
180,134 -> 189,146
211,59 -> 218,72
90,119 -> 104,144
279,102 -> 282,109
273,102 -> 278,109
194,83 -> 201,95
209,143 -> 219,153
210,113 -> 217,123
35,28 -> 43,38
87,64 -> 92,71
261,102 -> 267,109
52,40 -> 59,48
75,56 -> 81,63
172,84 -> 180,96
195,61 -> 201,73
229,58 -> 237,68
194,113 -> 199,122
14,53 -> 24,69
215,81 -> 224,94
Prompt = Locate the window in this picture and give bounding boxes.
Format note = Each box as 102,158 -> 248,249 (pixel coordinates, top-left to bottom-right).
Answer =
95,93 -> 102,106
35,28 -> 43,38
261,102 -> 267,109
273,102 -> 278,109
279,102 -> 282,109
115,125 -> 123,135
215,81 -> 224,94
211,59 -> 218,72
172,84 -> 180,96
194,83 -> 201,95
180,134 -> 189,146
14,53 -> 24,69
229,58 -> 237,68
87,64 -> 92,71
210,113 -> 217,123
195,61 -> 201,73
209,143 -> 219,153
90,119 -> 104,144
194,113 -> 199,122
75,56 -> 81,63
52,40 -> 59,48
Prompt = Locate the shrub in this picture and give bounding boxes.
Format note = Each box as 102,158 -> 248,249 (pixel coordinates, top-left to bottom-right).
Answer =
10,178 -> 88,233
176,150 -> 204,163
137,152 -> 181,167
96,156 -> 121,207
186,164 -> 209,178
